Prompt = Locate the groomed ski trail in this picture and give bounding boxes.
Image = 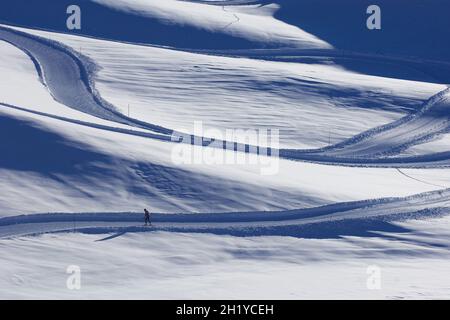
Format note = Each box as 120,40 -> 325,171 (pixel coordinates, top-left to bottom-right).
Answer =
1,188 -> 450,239
0,26 -> 172,136
2,25 -> 450,168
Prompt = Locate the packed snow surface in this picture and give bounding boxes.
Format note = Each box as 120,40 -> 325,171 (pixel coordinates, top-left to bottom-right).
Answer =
1,0 -> 450,299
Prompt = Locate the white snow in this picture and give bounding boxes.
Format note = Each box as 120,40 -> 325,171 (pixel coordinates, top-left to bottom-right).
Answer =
1,25 -> 450,216
1,0 -> 450,300
4,104 -> 450,216
92,0 -> 332,49
6,25 -> 445,149
401,132 -> 450,156
1,214 -> 450,299
0,40 -> 158,135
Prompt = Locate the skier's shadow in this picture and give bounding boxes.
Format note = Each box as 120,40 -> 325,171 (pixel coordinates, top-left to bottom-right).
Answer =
95,231 -> 128,241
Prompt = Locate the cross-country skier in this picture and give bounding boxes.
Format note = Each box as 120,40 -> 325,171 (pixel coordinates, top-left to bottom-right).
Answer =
144,208 -> 151,226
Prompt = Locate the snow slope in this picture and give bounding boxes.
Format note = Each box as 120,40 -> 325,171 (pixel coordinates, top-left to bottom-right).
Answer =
3,25 -> 445,149
1,22 -> 450,215
1,187 -> 450,237
92,0 -> 331,49
3,24 -> 450,166
322,88 -> 450,158
1,215 -> 450,299
5,102 -> 450,216
403,133 -> 450,157
3,0 -> 448,61
288,88 -> 450,161
0,0 -> 330,50
1,0 -> 450,300
0,40 -> 164,136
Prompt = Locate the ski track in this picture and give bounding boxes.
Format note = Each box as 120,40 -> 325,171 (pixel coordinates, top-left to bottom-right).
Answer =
316,88 -> 450,158
0,27 -> 450,167
221,5 -> 241,30
395,168 -> 448,189
0,26 -> 172,136
1,188 -> 450,239
2,25 -> 450,168
0,102 -> 172,141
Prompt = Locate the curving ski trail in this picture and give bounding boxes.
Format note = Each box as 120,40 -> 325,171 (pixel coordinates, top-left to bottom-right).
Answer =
2,25 -> 450,167
1,188 -> 450,239
316,88 -> 450,158
0,26 -> 172,136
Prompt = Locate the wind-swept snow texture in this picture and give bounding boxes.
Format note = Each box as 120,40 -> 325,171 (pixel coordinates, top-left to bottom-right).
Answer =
1,0 -> 450,299
6,25 -> 447,150
2,215 -> 450,299
0,0 -> 330,50
3,24 -> 450,167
